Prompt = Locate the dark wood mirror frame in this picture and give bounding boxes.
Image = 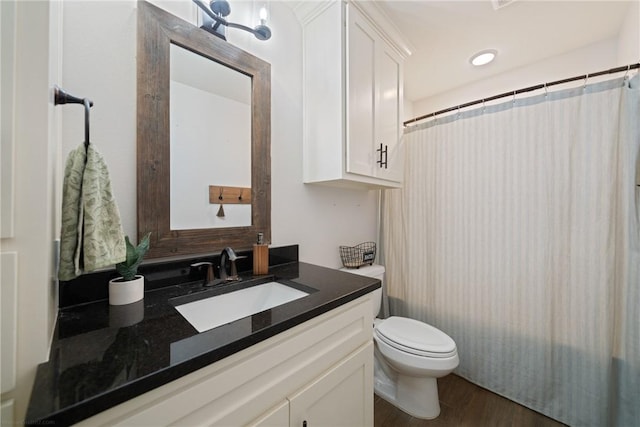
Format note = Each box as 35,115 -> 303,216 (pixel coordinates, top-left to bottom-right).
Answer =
137,1 -> 271,258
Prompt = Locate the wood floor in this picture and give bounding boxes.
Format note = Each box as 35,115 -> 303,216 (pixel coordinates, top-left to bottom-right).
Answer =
374,374 -> 567,427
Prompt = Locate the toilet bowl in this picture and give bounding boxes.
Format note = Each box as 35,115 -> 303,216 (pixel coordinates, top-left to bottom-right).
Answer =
341,265 -> 459,419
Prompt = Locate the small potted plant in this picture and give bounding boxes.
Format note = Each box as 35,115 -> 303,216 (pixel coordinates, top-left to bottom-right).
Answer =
109,233 -> 151,305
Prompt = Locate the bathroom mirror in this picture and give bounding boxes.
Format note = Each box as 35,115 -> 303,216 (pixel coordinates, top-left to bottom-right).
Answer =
137,1 -> 271,258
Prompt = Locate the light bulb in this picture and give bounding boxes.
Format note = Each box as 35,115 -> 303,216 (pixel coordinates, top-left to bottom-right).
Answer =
259,6 -> 268,22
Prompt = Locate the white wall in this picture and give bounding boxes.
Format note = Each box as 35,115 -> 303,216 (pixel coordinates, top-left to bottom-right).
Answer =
61,1 -> 138,236
618,0 -> 640,65
410,37 -> 625,121
61,0 -> 378,269
410,10 -> 639,123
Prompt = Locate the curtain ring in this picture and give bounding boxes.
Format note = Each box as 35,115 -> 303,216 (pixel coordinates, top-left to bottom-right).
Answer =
624,64 -> 631,79
583,73 -> 589,90
543,83 -> 548,98
512,90 -> 516,105
457,105 -> 461,119
482,99 -> 486,113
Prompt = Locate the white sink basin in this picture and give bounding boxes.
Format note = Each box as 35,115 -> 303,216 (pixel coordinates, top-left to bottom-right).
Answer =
175,281 -> 310,333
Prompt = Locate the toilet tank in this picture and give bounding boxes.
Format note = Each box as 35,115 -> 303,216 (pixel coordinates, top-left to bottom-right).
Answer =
340,264 -> 385,317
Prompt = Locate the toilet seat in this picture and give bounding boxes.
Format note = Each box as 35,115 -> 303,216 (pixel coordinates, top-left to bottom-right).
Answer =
375,317 -> 457,358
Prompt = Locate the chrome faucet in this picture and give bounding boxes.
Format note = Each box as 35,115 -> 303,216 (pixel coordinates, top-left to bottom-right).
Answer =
219,247 -> 246,282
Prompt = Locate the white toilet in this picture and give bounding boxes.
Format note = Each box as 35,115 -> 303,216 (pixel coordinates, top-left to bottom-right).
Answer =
342,264 -> 459,420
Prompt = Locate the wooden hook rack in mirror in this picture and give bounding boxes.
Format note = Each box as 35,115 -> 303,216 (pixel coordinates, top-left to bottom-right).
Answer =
209,185 -> 252,205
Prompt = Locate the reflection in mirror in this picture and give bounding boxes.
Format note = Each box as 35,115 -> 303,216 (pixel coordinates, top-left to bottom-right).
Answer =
170,43 -> 252,229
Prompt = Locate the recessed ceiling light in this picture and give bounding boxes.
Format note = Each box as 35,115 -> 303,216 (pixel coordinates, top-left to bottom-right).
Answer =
470,49 -> 497,66
491,0 -> 517,10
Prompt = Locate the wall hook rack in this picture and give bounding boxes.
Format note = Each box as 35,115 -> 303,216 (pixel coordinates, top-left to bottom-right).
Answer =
53,85 -> 94,150
209,185 -> 252,205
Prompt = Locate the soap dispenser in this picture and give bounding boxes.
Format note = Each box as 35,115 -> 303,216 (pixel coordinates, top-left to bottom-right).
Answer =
253,232 -> 269,275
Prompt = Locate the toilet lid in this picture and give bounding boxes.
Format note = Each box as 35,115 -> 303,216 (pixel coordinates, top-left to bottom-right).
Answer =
375,317 -> 457,358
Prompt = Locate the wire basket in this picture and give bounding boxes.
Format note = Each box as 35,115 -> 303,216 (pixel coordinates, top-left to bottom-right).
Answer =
339,242 -> 376,269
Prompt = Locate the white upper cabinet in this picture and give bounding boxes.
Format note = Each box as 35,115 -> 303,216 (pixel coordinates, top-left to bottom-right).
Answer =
299,1 -> 411,189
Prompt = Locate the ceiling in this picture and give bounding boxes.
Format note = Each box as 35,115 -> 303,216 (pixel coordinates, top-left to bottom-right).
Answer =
374,0 -> 634,102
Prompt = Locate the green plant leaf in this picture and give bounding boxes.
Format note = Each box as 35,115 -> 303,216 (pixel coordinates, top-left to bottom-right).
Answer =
116,233 -> 151,281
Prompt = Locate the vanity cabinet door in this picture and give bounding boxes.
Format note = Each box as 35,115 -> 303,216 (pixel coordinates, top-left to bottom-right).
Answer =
248,400 -> 290,427
289,342 -> 374,427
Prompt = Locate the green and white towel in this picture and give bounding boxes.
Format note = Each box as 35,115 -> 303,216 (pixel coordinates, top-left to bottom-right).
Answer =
58,144 -> 126,281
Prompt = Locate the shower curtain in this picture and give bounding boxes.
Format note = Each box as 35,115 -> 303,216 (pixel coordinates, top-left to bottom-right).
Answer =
382,75 -> 639,426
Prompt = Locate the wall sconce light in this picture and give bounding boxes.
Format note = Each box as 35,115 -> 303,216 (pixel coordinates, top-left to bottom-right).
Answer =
193,0 -> 272,41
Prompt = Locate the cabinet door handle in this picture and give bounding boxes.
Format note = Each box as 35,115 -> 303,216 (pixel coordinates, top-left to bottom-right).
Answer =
383,144 -> 388,169
303,421 -> 307,427
376,143 -> 388,168
376,143 -> 388,169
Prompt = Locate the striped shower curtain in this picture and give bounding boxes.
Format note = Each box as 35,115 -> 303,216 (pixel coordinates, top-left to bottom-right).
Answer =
382,75 -> 639,426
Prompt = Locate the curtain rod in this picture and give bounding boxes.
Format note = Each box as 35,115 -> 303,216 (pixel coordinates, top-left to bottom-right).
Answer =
403,61 -> 640,127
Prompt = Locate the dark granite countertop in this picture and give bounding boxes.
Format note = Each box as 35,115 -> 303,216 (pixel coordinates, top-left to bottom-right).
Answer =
25,253 -> 380,426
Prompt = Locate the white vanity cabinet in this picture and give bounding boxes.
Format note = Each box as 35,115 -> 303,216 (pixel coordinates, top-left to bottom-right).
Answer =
75,294 -> 375,427
251,343 -> 372,427
300,1 -> 411,189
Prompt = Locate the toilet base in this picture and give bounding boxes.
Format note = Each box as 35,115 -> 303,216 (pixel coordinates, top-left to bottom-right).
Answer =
375,376 -> 441,420
374,356 -> 441,419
